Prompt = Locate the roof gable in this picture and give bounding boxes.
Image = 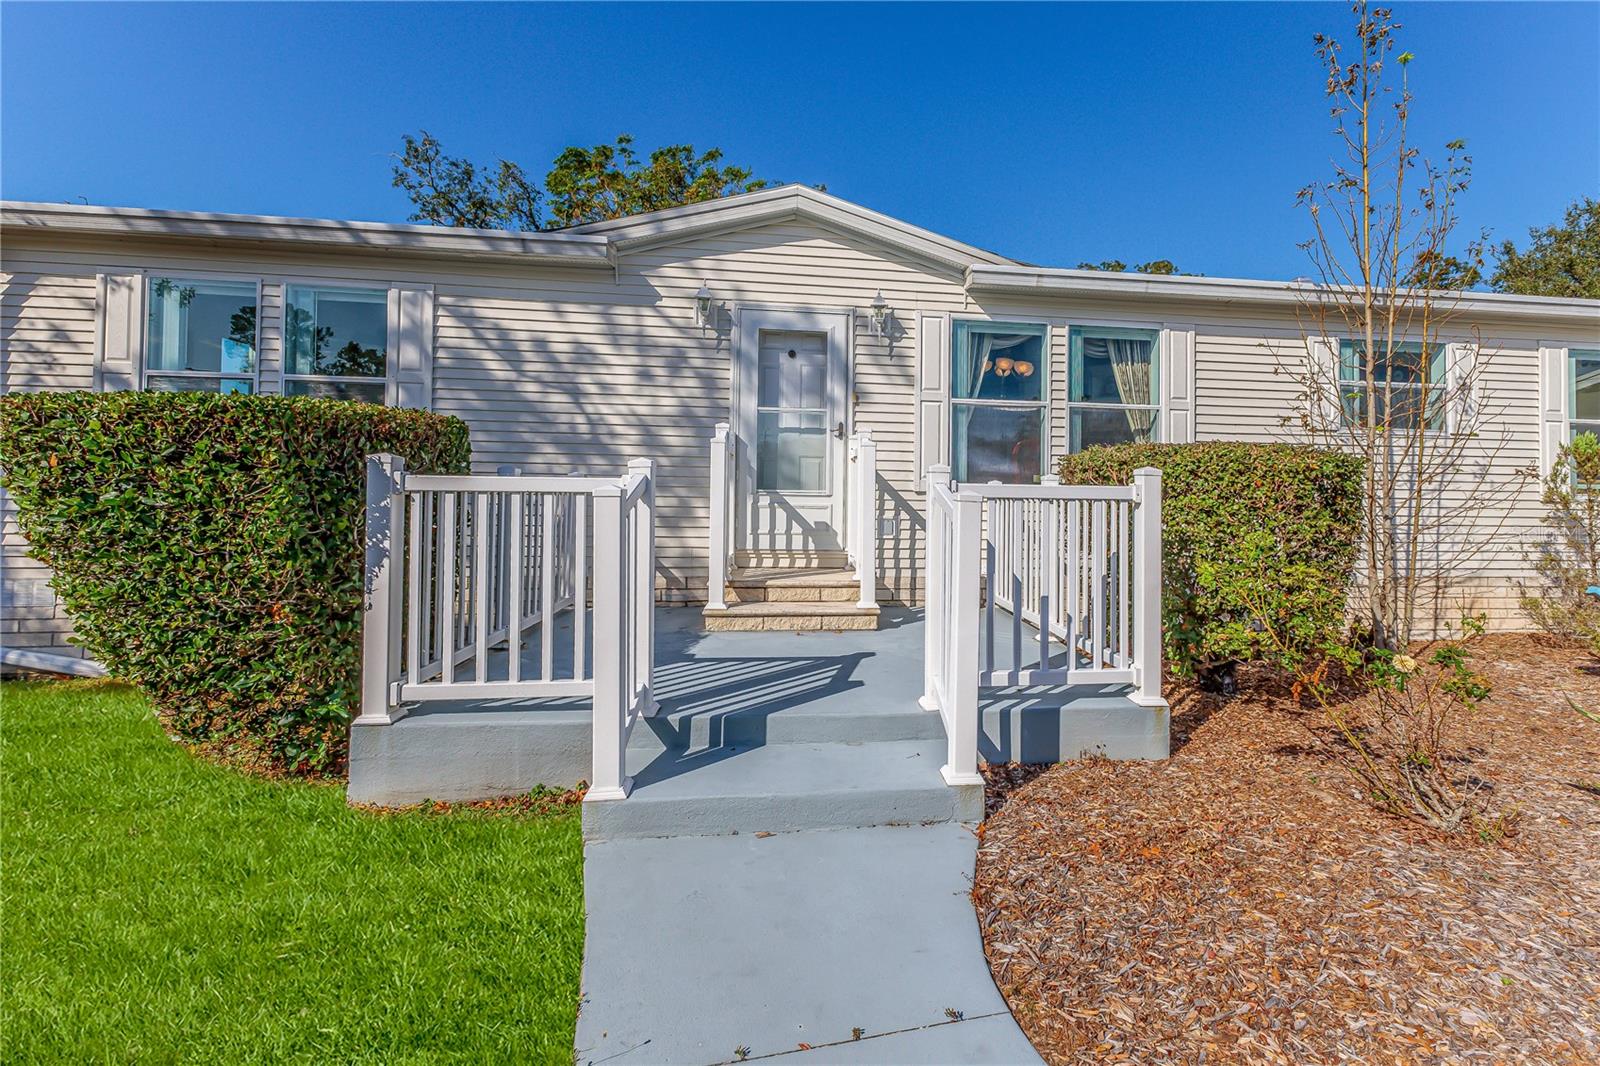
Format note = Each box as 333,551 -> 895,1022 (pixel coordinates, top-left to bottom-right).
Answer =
563,185 -> 1017,275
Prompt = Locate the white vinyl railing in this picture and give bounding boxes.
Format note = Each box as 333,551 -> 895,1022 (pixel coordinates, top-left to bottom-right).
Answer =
706,422 -> 736,610
359,453 -> 657,801
845,430 -> 879,609
922,463 -> 1163,785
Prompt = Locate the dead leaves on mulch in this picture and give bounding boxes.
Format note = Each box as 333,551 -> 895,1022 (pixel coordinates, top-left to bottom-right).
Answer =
974,634 -> 1600,1065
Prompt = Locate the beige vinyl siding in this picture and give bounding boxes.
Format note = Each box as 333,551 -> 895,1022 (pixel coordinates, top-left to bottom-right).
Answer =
2,223 -> 1592,650
2,266 -> 99,660
430,221 -> 971,601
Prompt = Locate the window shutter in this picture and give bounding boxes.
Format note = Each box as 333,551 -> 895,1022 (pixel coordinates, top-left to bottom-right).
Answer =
1161,326 -> 1196,443
1306,335 -> 1340,430
389,284 -> 435,410
1539,343 -> 1567,475
1444,341 -> 1479,435
94,273 -> 145,392
915,311 -> 950,490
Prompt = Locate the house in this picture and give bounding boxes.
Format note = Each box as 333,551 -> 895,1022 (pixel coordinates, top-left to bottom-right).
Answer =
3,186 -> 1597,673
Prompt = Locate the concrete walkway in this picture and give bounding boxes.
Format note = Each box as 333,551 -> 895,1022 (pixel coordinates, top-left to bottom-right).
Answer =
575,822 -> 1042,1065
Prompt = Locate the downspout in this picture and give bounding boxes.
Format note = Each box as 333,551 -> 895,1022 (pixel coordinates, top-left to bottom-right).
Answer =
1,647 -> 107,678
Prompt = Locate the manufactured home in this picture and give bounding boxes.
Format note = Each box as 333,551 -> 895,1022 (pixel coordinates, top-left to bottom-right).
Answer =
3,185 -> 1597,669
4,186 -> 1597,815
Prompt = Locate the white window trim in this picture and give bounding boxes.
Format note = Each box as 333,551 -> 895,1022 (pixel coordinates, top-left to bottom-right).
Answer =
1065,323 -> 1164,451
949,317 -> 1052,480
1332,336 -> 1459,434
140,273 -> 264,394
281,281 -> 395,403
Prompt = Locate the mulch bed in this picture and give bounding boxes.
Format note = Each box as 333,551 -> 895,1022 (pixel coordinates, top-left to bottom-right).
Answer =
973,634 -> 1600,1064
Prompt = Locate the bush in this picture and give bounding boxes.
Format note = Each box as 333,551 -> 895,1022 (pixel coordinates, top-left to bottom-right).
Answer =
1057,442 -> 1365,691
0,392 -> 470,772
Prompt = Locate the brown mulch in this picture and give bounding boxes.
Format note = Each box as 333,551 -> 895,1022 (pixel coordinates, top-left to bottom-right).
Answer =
973,634 -> 1600,1065
352,783 -> 587,816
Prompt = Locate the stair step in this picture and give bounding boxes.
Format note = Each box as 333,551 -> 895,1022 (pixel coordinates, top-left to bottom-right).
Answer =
702,601 -> 880,632
582,738 -> 982,841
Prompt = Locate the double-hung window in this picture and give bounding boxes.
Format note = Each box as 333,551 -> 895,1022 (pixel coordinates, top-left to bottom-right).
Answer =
144,277 -> 258,393
950,320 -> 1047,483
1067,326 -> 1161,450
1338,339 -> 1446,430
284,285 -> 389,403
1571,348 -> 1600,442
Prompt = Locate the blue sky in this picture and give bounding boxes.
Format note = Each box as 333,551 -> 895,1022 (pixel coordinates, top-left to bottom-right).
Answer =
3,2 -> 1596,280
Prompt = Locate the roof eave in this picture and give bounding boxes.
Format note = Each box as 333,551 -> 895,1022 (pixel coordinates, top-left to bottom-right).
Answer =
965,265 -> 1600,325
0,201 -> 613,267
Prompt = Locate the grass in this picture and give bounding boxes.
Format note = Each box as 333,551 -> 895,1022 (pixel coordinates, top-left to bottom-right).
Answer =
0,681 -> 585,1064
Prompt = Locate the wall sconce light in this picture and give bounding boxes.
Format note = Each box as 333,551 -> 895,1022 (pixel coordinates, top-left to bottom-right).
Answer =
867,290 -> 893,339
694,281 -> 716,329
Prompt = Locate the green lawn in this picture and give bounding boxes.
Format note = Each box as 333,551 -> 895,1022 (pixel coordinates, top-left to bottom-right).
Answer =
0,681 -> 585,1064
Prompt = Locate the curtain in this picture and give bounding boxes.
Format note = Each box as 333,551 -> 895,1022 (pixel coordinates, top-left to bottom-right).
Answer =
1107,337 -> 1155,438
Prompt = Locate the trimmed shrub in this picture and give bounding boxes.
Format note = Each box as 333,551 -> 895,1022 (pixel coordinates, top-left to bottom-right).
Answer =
0,391 -> 470,772
1057,442 -> 1365,692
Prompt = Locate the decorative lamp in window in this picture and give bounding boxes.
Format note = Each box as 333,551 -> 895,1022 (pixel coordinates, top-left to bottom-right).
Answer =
144,277 -> 258,394
1571,348 -> 1600,443
950,320 -> 1048,483
1338,339 -> 1446,430
284,285 -> 389,403
1067,326 -> 1161,451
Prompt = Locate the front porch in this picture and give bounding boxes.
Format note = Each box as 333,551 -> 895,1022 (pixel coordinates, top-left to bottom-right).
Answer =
348,604 -> 1170,835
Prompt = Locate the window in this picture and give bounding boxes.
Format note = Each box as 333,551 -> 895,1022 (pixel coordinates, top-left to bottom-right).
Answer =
951,320 -> 1047,483
284,285 -> 389,403
1571,348 -> 1600,443
1338,340 -> 1446,430
145,278 -> 258,393
1068,326 -> 1160,451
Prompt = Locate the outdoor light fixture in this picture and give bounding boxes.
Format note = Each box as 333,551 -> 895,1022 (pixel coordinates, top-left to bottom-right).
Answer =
867,290 -> 893,339
694,281 -> 716,329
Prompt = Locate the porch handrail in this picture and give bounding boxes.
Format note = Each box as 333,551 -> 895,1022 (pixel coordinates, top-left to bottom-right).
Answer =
359,453 -> 658,801
920,465 -> 1164,783
845,430 -> 879,609
706,422 -> 735,610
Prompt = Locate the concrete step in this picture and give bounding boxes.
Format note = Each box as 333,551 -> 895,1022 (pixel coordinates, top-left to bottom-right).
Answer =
703,601 -> 880,632
630,698 -> 947,754
725,566 -> 863,604
582,738 -> 981,841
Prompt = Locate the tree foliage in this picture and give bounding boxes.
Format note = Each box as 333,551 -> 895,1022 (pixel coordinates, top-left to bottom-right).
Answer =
392,131 -> 768,231
1490,197 -> 1600,299
1074,259 -> 1189,275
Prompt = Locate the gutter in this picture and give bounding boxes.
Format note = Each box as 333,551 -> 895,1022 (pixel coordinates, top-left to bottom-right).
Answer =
1,647 -> 107,678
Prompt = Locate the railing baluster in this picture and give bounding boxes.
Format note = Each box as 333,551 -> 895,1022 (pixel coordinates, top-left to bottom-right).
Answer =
507,492 -> 524,684
437,493 -> 456,684
541,492 -> 555,682
407,489 -> 424,686
474,492 -> 490,683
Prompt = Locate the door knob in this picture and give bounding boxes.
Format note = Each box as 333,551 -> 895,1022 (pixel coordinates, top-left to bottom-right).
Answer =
834,421 -> 845,439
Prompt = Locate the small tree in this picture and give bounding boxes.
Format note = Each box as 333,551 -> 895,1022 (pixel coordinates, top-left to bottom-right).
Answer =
1521,432 -> 1600,650
1288,2 -> 1520,651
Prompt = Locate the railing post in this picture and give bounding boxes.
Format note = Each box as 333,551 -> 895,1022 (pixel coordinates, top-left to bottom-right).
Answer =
586,480 -> 631,802
629,457 -> 659,715
707,423 -> 730,610
942,486 -> 984,787
360,454 -> 406,723
855,431 -> 878,609
1131,467 -> 1165,707
920,464 -> 951,713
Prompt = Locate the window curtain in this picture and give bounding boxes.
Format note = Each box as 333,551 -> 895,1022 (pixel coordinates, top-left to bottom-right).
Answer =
1107,337 -> 1156,437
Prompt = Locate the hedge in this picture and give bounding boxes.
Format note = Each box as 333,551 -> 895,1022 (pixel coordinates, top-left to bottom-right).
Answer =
1057,442 -> 1365,691
0,391 -> 470,771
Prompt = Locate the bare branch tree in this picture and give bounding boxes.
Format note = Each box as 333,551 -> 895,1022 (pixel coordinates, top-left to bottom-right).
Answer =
1284,2 -> 1522,650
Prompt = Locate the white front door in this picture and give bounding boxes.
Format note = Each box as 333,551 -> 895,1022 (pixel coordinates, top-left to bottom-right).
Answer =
735,308 -> 850,555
